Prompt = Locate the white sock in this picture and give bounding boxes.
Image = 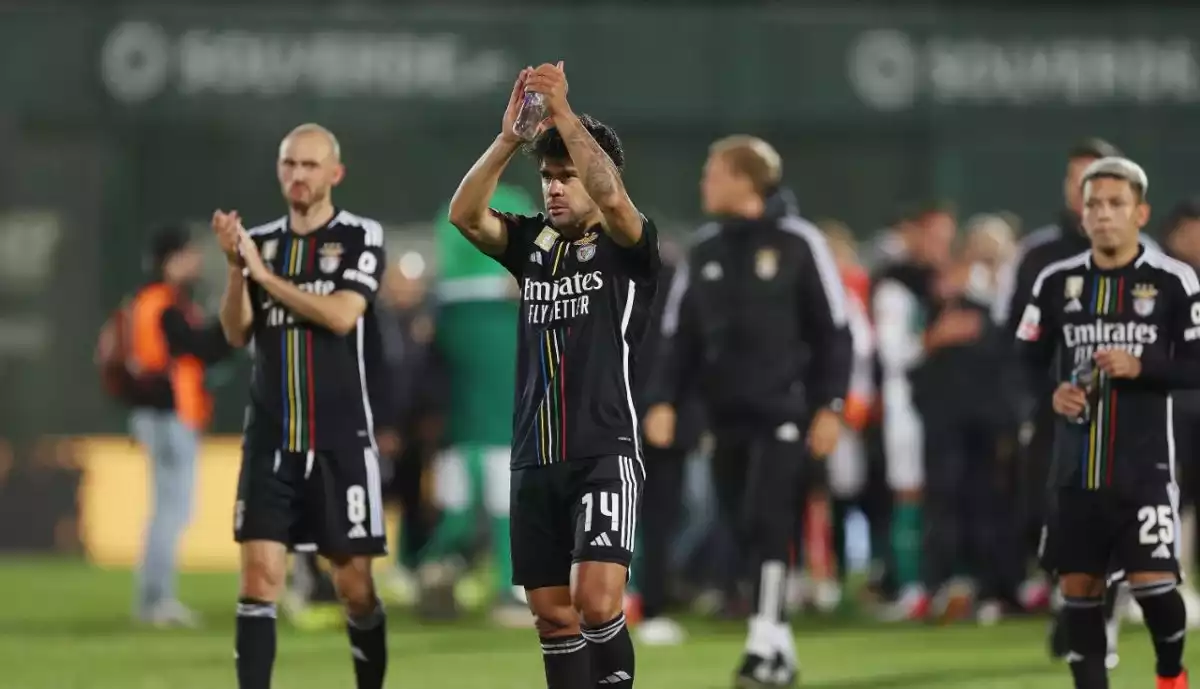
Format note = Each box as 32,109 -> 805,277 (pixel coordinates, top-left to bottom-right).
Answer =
744,615 -> 775,658
774,620 -> 798,667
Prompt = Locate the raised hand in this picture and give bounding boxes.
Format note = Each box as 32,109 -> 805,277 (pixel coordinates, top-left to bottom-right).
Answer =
501,67 -> 533,143
211,209 -> 242,264
524,61 -> 569,118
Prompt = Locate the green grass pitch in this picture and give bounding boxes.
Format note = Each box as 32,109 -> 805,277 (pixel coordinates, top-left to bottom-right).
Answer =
0,557 -> 1191,688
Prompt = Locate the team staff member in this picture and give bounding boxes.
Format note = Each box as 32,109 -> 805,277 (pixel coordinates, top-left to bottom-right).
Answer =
645,135 -> 851,688
127,228 -> 231,626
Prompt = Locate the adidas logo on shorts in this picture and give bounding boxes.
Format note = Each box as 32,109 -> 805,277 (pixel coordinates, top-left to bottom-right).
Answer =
590,533 -> 613,547
348,524 -> 367,539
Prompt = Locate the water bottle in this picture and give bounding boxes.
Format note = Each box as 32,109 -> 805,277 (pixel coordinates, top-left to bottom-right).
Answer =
1070,360 -> 1100,425
512,91 -> 546,141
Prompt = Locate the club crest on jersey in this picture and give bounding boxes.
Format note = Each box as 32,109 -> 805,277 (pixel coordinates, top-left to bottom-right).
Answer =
262,239 -> 278,261
319,243 -> 343,274
577,243 -> 596,263
1132,283 -> 1158,316
755,248 -> 779,280
534,227 -> 559,252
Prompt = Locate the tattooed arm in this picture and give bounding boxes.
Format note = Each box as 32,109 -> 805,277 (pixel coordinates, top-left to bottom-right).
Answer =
524,62 -> 644,247
553,112 -> 643,247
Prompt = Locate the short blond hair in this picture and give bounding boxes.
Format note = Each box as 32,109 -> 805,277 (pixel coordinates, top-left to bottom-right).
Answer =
710,135 -> 782,195
282,122 -> 342,161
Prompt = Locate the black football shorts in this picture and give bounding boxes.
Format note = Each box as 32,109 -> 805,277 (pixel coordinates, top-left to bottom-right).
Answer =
234,446 -> 388,558
510,454 -> 644,589
1040,485 -> 1181,580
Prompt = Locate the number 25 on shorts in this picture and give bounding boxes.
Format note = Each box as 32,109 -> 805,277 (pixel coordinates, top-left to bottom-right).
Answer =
1138,505 -> 1175,545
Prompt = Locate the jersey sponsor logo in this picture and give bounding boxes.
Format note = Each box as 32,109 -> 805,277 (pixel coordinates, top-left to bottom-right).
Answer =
1016,304 -> 1041,341
263,279 -> 336,326
1132,283 -> 1158,317
755,247 -> 779,280
319,243 -> 343,274
1064,319 -> 1159,365
534,226 -> 559,252
523,271 -> 604,325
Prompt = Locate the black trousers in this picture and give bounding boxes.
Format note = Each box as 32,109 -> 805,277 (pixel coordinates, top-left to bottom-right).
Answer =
922,416 -> 1023,602
1020,403 -> 1057,564
638,445 -> 687,619
711,424 -> 811,620
385,441 -> 432,570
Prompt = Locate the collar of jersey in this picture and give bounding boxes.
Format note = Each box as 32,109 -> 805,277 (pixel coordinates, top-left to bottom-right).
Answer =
286,207 -> 342,236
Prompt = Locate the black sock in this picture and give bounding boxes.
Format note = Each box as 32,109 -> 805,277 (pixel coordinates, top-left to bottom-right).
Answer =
540,634 -> 592,689
235,598 -> 277,689
1062,596 -> 1109,689
582,613 -> 635,687
347,601 -> 388,689
1132,580 -> 1187,679
1101,582 -> 1118,622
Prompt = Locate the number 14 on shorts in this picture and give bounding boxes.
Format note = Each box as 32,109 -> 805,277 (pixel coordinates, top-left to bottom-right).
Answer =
581,491 -> 634,551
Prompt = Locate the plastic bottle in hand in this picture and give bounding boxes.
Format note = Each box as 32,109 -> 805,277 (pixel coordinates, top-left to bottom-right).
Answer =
1071,360 -> 1101,425
512,91 -> 546,141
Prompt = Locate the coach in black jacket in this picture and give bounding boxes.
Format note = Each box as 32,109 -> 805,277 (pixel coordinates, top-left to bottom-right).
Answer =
644,136 -> 851,687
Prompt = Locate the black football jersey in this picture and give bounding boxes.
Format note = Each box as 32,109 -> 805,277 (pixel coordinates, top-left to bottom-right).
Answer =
488,212 -> 661,470
242,210 -> 386,453
1016,246 -> 1200,497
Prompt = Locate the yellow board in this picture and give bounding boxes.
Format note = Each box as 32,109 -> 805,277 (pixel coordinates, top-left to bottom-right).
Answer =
76,435 -> 399,571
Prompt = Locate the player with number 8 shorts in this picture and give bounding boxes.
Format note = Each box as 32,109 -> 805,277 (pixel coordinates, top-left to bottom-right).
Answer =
214,123 -> 391,689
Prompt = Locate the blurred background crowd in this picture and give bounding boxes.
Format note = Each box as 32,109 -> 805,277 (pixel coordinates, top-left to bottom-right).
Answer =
5,0 -> 1200,667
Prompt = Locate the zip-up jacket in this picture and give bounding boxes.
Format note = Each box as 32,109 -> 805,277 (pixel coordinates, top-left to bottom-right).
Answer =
647,213 -> 852,426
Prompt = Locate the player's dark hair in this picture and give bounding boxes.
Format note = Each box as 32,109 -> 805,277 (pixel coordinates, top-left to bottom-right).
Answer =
1068,138 -> 1122,161
530,114 -> 625,171
1162,198 -> 1200,237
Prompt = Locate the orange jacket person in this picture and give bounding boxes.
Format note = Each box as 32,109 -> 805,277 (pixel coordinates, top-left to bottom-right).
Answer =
127,228 -> 230,627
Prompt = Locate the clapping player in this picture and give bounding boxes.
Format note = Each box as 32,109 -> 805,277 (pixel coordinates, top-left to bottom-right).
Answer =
213,123 -> 390,689
448,63 -> 660,689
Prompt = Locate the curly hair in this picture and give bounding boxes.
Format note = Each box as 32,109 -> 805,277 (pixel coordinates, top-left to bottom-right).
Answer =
529,114 -> 625,171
